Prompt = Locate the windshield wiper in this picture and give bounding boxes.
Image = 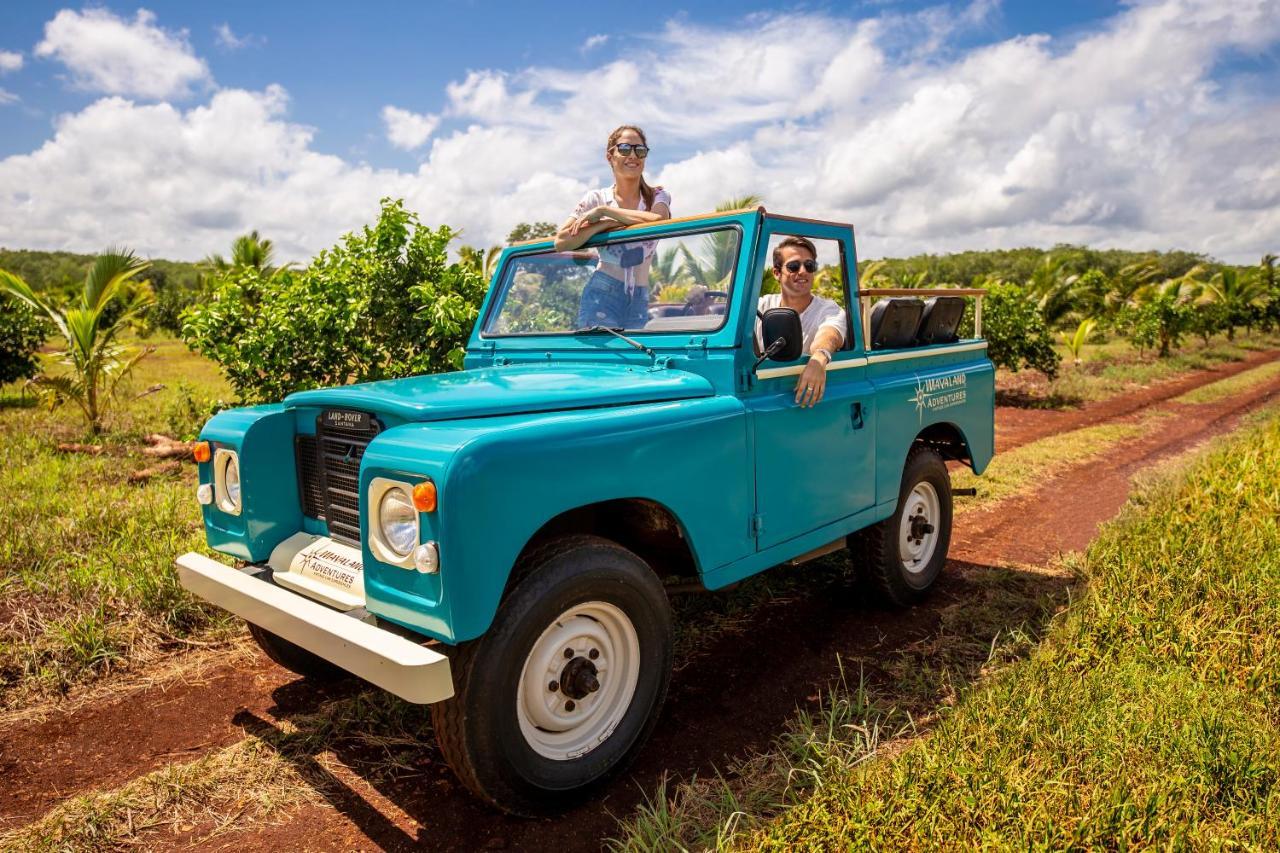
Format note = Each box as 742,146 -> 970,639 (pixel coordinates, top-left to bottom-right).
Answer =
575,325 -> 655,358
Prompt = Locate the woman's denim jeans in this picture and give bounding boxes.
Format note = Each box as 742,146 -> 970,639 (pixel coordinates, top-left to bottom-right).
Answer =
577,271 -> 649,330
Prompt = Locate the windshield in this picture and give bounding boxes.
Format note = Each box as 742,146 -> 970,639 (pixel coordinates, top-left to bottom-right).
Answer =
483,226 -> 741,336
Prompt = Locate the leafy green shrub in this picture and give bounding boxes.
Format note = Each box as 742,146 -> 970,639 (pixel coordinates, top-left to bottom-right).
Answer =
1188,301 -> 1228,345
0,292 -> 47,385
965,281 -> 1060,379
183,199 -> 487,403
1122,293 -> 1192,357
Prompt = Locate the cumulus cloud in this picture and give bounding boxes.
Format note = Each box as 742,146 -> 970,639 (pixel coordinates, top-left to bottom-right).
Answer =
0,50 -> 22,73
582,34 -> 608,52
3,0 -> 1279,263
381,106 -> 439,150
35,8 -> 210,99
214,23 -> 263,50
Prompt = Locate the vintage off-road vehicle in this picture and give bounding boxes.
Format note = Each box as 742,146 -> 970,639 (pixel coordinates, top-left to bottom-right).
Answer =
176,207 -> 993,814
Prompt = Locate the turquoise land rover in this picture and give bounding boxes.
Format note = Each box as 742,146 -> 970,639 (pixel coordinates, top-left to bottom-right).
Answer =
176,207 -> 994,814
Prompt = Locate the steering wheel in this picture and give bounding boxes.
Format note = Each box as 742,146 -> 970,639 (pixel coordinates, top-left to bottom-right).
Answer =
683,290 -> 729,316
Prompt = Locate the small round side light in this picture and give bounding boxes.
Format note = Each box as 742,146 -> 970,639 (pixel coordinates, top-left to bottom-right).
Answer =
193,441 -> 212,463
412,480 -> 437,513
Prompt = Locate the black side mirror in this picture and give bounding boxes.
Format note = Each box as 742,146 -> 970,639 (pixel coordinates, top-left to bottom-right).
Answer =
753,307 -> 803,370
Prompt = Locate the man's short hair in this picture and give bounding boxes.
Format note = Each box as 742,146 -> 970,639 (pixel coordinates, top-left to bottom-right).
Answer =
772,235 -> 817,269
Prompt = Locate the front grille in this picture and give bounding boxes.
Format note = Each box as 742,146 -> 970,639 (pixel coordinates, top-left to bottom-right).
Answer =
295,411 -> 380,546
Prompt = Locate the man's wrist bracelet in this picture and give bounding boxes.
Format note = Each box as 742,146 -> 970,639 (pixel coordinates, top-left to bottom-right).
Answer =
815,348 -> 834,365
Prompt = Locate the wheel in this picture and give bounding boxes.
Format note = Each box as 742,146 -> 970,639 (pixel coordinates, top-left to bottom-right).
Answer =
247,622 -> 347,681
851,445 -> 952,606
431,535 -> 674,815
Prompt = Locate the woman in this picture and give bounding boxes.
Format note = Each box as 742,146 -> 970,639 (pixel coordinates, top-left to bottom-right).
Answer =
555,125 -> 672,329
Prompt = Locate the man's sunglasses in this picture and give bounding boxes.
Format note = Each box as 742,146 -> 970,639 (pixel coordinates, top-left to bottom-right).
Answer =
612,143 -> 650,158
783,259 -> 819,274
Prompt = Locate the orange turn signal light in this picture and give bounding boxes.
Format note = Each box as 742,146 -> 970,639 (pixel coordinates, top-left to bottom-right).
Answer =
412,480 -> 437,513
193,441 -> 212,463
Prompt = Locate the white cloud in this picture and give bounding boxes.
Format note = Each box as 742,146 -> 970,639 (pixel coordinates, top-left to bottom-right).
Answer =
0,88 -> 18,106
0,50 -> 22,73
2,0 -> 1279,264
582,34 -> 608,52
214,23 -> 263,51
35,8 -> 210,99
381,105 -> 439,150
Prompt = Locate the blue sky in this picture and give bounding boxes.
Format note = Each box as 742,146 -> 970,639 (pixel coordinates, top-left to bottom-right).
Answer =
0,1 -> 1277,262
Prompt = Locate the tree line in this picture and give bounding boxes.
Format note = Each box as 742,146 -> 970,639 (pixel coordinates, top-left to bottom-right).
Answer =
2,199 -> 1277,433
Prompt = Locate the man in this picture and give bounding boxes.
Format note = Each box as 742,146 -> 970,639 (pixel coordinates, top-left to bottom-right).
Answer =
756,236 -> 846,407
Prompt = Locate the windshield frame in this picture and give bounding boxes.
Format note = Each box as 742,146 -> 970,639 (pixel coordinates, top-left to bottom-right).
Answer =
478,222 -> 745,339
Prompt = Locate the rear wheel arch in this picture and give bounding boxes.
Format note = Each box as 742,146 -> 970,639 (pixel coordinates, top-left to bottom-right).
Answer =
914,421 -> 974,470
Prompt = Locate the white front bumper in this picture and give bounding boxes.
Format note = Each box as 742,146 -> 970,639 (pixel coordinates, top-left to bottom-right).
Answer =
176,552 -> 453,704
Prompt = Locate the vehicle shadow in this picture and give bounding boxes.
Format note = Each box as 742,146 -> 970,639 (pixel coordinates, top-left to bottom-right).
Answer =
236,556 -> 1073,852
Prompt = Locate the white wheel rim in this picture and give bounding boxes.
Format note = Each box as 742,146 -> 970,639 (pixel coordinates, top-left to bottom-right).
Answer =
516,601 -> 641,761
899,481 -> 941,574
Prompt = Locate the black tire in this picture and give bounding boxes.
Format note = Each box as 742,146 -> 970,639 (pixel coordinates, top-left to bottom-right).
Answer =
851,445 -> 952,606
431,534 -> 674,816
247,622 -> 347,681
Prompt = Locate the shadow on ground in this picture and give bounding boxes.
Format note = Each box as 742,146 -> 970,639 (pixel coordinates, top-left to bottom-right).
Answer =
231,555 -> 1073,852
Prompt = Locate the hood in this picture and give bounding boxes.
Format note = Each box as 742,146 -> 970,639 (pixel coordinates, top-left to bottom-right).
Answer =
283,363 -> 714,423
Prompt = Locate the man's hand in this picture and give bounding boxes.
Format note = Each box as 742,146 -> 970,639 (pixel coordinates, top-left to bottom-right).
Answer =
794,355 -> 829,407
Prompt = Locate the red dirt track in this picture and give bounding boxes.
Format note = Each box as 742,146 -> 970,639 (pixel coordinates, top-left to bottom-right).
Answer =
3,349 -> 1279,851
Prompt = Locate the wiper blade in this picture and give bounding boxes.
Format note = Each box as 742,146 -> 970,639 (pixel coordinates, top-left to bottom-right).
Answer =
574,325 -> 655,357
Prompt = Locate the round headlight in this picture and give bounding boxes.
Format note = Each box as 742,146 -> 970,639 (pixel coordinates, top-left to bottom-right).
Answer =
379,487 -> 418,557
223,455 -> 241,507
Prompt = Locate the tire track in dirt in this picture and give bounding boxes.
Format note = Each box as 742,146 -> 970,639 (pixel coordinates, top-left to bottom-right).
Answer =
2,353 -> 1278,848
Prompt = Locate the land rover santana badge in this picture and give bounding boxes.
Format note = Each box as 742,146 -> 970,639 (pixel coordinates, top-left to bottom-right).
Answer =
324,409 -> 371,431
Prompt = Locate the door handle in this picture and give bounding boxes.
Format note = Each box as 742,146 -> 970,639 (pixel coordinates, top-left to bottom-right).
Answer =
851,401 -> 864,429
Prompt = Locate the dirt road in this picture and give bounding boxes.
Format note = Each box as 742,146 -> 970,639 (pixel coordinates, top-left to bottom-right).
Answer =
3,349 -> 1279,851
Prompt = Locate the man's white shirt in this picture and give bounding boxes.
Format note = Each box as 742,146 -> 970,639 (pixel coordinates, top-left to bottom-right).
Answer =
755,293 -> 847,355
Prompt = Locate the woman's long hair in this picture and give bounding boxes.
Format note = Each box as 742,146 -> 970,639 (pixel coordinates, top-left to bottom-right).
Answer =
606,125 -> 656,210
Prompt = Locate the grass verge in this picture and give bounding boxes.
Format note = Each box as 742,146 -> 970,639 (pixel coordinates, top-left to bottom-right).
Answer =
613,405 -> 1280,851
952,412 -> 1163,512
1171,359 -> 1280,405
0,335 -> 236,709
997,333 -> 1280,409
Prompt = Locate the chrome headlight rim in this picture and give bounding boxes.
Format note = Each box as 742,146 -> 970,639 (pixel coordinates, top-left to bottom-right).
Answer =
368,476 -> 422,568
213,448 -> 242,515
378,486 -> 418,558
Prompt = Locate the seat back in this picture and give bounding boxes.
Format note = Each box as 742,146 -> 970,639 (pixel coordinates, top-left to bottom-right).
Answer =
870,297 -> 924,349
916,296 -> 965,345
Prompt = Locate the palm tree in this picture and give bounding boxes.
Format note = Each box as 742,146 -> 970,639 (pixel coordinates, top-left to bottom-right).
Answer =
203,230 -> 278,274
679,194 -> 763,288
1204,268 -> 1266,339
0,249 -> 153,434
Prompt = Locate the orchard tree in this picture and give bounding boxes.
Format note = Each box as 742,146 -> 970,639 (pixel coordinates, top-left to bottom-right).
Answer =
967,280 -> 1060,378
183,199 -> 487,403
0,292 -> 47,385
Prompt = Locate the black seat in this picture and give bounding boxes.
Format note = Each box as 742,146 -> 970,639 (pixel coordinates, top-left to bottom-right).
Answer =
916,296 -> 965,345
869,298 -> 924,349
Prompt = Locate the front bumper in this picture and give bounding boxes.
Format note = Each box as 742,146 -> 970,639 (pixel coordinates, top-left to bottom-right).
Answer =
176,552 -> 454,704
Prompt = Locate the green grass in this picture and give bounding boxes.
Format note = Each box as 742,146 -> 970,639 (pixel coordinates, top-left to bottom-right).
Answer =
0,334 -> 237,708
1172,359 -> 1280,405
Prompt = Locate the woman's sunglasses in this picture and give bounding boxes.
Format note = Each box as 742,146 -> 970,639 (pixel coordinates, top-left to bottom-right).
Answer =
783,259 -> 819,274
612,143 -> 650,159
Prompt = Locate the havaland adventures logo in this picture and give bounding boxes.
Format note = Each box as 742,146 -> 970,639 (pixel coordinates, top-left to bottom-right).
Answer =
909,373 -> 967,422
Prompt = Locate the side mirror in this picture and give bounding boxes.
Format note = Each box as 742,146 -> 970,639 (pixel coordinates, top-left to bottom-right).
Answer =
753,307 -> 803,370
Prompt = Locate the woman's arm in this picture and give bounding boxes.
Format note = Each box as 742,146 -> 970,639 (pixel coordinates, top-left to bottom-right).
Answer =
593,202 -> 671,226
553,215 -> 620,252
